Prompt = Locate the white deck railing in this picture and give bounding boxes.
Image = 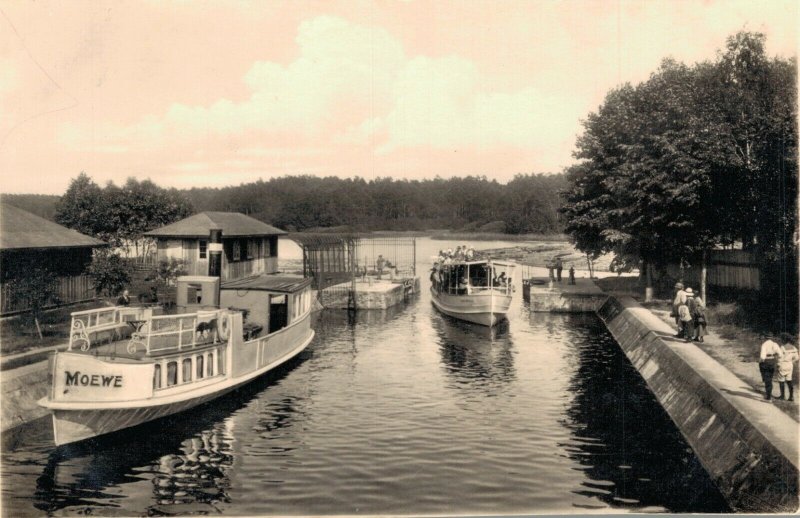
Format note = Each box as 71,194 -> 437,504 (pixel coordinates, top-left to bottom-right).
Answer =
68,306 -> 151,351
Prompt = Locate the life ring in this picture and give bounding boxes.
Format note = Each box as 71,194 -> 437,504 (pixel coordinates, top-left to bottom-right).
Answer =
217,312 -> 230,340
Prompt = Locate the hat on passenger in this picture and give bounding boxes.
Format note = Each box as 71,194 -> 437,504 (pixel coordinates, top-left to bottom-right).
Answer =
685,287 -> 693,295
674,282 -> 684,289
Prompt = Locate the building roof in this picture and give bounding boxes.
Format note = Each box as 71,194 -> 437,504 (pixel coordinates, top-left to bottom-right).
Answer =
221,274 -> 311,293
144,212 -> 286,238
0,203 -> 106,250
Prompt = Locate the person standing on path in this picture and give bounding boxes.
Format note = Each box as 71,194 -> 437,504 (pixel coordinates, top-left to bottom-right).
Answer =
672,283 -> 688,335
691,295 -> 707,342
556,257 -> 563,282
568,265 -> 576,285
777,333 -> 798,401
759,336 -> 784,400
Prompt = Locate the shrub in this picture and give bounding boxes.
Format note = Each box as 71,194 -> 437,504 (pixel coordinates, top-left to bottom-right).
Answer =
156,258 -> 188,287
86,250 -> 132,296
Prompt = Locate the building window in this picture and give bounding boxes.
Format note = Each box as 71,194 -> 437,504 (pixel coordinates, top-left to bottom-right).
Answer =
269,236 -> 278,257
199,240 -> 208,259
233,240 -> 241,261
247,239 -> 254,259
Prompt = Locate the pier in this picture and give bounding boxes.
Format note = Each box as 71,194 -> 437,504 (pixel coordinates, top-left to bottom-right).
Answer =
523,276 -> 608,313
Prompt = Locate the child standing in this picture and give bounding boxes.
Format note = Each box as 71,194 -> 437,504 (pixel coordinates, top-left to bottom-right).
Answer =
777,333 -> 798,401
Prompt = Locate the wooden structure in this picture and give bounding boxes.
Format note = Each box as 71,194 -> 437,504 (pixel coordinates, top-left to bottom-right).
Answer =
291,234 -> 417,310
0,203 -> 106,315
144,212 -> 285,281
667,249 -> 760,291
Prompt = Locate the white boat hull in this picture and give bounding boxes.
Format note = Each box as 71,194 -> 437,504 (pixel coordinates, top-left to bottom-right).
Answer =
45,330 -> 314,446
430,287 -> 513,327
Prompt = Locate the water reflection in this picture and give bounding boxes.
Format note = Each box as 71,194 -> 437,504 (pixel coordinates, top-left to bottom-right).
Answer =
432,313 -> 515,389
559,317 -> 729,513
29,356 -> 305,515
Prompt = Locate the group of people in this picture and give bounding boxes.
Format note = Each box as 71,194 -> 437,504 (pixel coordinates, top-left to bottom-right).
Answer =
759,333 -> 798,401
436,245 -> 476,264
672,282 -> 707,342
547,257 -> 576,285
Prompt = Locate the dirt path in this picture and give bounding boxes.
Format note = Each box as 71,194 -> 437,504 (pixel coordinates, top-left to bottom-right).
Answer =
649,307 -> 799,422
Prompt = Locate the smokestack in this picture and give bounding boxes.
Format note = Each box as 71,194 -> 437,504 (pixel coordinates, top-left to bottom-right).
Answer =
208,228 -> 223,278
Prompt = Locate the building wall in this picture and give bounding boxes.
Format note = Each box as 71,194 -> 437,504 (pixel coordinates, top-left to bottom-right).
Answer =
156,236 -> 279,280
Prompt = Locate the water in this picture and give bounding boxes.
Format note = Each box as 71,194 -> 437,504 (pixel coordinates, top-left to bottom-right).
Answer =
1,238 -> 728,515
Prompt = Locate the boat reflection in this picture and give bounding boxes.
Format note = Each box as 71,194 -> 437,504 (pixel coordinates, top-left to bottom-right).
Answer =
31,355 -> 306,515
432,312 -> 515,388
558,318 -> 729,513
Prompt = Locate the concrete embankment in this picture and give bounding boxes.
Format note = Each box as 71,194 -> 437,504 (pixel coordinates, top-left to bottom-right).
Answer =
597,295 -> 798,513
1,359 -> 50,433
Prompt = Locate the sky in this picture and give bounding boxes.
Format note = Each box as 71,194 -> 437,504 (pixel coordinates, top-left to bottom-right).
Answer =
0,0 -> 796,194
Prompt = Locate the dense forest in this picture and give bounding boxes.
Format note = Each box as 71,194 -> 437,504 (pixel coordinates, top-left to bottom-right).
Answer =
3,173 -> 567,235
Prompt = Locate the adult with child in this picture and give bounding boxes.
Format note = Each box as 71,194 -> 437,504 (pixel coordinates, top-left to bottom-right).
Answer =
672,282 -> 688,334
678,290 -> 694,342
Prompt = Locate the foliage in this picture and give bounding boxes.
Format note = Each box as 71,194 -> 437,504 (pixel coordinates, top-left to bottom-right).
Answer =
56,174 -> 194,249
155,258 -> 188,287
85,250 -> 132,297
559,30 -> 797,327
6,265 -> 60,330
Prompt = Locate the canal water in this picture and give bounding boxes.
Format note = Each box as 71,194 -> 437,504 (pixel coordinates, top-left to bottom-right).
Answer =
1,238 -> 728,515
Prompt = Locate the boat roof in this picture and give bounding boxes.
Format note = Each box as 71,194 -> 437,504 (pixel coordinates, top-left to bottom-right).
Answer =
437,259 -> 516,267
221,274 -> 312,293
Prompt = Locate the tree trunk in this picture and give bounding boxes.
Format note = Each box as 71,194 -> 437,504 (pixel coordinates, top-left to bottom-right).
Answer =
701,249 -> 708,304
34,316 -> 43,340
645,261 -> 654,302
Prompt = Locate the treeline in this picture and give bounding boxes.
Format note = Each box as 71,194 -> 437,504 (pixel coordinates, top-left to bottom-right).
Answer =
184,174 -> 567,234
0,194 -> 60,220
559,32 -> 797,324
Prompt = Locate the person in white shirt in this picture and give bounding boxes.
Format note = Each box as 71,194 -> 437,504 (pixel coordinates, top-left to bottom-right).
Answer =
672,283 -> 687,334
759,337 -> 784,400
776,333 -> 798,401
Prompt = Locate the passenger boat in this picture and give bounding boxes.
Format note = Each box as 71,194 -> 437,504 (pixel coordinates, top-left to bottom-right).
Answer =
430,259 -> 516,326
38,275 -> 314,446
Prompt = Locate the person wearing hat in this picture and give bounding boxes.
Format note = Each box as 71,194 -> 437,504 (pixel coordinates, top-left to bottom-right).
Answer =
678,288 -> 694,341
672,282 -> 688,335
759,335 -> 785,400
776,332 -> 798,401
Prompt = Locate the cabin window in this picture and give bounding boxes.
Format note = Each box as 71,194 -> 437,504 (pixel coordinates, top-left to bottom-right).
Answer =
182,358 -> 193,383
167,361 -> 178,386
187,283 -> 203,304
207,352 -> 214,377
233,241 -> 241,261
154,364 -> 162,389
247,239 -> 254,259
269,294 -> 288,333
258,240 -> 264,258
196,355 -> 204,379
198,240 -> 208,259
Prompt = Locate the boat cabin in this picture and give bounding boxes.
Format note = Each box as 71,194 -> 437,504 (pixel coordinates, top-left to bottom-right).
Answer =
432,260 -> 515,295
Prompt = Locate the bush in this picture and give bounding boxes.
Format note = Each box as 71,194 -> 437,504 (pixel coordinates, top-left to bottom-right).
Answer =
7,266 -> 61,337
479,221 -> 506,233
86,250 -> 132,296
156,258 -> 188,287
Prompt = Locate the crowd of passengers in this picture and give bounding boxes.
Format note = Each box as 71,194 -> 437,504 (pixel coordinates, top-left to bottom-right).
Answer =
430,246 -> 510,293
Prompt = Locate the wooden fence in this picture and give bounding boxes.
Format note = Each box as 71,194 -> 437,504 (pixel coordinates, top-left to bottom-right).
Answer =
667,249 -> 760,291
1,274 -> 95,315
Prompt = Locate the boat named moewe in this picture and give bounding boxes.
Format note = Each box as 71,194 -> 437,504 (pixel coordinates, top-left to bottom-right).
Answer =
38,275 -> 314,446
430,259 -> 516,326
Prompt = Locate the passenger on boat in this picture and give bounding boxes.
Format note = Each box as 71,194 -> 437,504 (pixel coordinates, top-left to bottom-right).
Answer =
465,247 -> 475,260
494,272 -> 507,285
117,289 -> 131,306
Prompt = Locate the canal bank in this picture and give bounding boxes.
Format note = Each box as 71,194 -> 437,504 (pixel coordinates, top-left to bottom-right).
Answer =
596,295 -> 798,513
523,275 -> 798,512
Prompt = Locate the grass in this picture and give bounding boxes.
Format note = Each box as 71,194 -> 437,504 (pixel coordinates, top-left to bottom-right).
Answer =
0,300 -> 112,356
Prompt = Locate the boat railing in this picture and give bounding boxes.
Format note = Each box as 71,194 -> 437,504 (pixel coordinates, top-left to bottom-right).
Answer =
68,306 -> 153,351
140,310 -> 226,356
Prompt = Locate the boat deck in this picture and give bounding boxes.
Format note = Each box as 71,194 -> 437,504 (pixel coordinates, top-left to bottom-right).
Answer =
68,335 -> 223,362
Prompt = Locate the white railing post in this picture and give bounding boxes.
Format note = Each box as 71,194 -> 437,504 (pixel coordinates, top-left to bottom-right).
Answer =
178,319 -> 183,350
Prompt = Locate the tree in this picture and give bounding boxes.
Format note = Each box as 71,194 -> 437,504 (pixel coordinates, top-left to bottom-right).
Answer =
54,172 -> 106,237
85,250 -> 131,297
7,266 -> 60,339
